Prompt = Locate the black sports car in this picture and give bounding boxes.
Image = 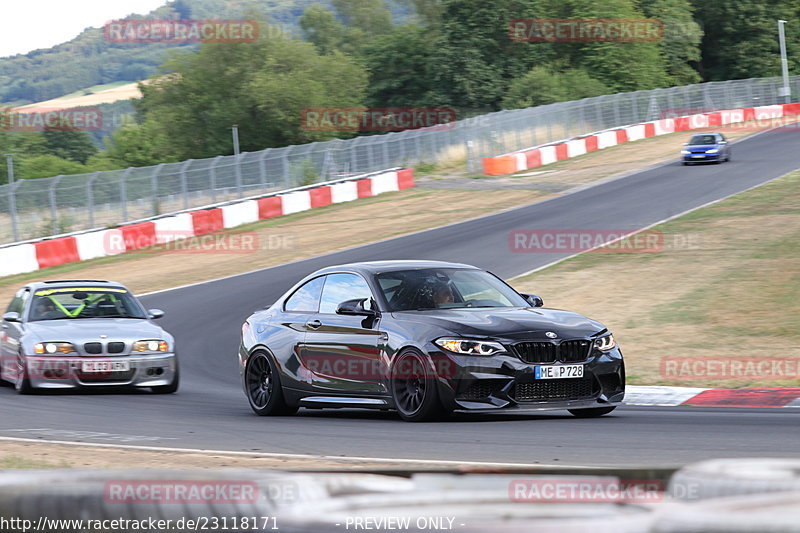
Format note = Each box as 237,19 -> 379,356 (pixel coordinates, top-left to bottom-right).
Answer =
238,261 -> 625,421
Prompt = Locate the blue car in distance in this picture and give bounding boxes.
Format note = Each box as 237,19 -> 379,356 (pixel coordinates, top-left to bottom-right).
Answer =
681,132 -> 731,165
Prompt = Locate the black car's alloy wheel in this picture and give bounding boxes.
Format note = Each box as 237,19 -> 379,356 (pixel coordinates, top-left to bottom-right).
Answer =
391,349 -> 447,422
245,351 -> 296,416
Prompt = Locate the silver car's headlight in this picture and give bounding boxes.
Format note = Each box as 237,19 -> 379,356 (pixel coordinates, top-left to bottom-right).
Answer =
34,342 -> 76,355
133,340 -> 169,353
434,338 -> 506,355
593,334 -> 616,351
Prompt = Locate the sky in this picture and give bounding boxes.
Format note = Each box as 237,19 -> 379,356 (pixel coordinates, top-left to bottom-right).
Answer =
0,0 -> 168,57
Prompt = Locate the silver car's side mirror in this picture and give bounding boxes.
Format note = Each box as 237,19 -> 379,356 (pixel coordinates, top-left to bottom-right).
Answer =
148,309 -> 165,319
2,311 -> 21,323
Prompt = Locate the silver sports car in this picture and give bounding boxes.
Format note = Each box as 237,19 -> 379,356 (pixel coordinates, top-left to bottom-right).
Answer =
1,280 -> 178,394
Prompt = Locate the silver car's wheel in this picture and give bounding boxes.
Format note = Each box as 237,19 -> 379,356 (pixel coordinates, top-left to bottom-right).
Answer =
15,354 -> 33,395
245,352 -> 296,416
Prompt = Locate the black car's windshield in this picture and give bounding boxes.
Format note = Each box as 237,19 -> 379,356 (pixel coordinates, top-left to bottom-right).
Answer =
29,287 -> 147,321
377,268 -> 529,311
689,134 -> 717,145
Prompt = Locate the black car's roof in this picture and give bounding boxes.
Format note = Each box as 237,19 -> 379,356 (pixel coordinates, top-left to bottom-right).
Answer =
314,260 -> 480,276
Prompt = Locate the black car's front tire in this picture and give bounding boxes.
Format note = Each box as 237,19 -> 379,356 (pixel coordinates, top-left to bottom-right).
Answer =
568,406 -> 617,418
391,349 -> 448,422
245,351 -> 297,416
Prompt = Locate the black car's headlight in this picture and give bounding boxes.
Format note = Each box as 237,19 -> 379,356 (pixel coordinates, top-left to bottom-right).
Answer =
434,338 -> 506,356
593,334 -> 616,351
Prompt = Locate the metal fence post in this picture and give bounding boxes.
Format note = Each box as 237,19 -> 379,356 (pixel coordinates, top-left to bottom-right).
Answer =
234,153 -> 243,198
210,156 -> 223,203
120,168 -> 132,223
49,176 -> 63,235
259,150 -> 270,192
8,181 -> 21,242
151,163 -> 165,216
87,172 -> 99,228
179,160 -> 192,210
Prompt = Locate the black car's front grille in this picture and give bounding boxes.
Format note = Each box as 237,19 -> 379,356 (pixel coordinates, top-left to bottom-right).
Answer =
559,340 -> 592,362
458,382 -> 499,401
513,378 -> 596,402
514,342 -> 557,363
107,342 -> 125,354
514,340 -> 592,364
84,342 -> 102,354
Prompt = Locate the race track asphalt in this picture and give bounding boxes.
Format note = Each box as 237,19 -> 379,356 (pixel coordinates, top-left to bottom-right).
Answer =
2,125 -> 799,467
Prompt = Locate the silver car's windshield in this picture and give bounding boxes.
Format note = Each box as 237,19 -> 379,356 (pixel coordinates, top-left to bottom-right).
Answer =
29,287 -> 147,321
377,268 -> 529,311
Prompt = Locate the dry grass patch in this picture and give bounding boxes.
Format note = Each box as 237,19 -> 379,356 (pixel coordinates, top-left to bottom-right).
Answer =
512,172 -> 800,388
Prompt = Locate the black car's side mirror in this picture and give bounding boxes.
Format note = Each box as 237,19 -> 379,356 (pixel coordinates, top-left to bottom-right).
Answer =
148,309 -> 165,319
521,294 -> 544,308
2,311 -> 21,323
336,298 -> 378,317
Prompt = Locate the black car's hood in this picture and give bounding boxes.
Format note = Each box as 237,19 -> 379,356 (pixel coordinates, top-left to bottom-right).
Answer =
392,307 -> 606,340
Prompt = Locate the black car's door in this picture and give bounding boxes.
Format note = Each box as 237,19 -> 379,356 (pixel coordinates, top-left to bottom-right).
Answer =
279,276 -> 326,391
1,288 -> 29,382
302,273 -> 386,394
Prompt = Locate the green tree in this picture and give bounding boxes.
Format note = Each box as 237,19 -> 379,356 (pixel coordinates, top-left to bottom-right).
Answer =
537,0 -> 671,92
136,23 -> 369,160
104,118 -> 178,167
301,0 -> 394,56
362,25 -> 439,106
639,0 -> 703,85
692,0 -> 800,80
430,0 -> 547,110
300,4 -> 349,55
502,66 -> 611,109
15,154 -> 89,180
42,126 -> 98,164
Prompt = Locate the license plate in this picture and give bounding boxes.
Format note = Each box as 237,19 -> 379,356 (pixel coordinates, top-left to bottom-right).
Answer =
535,364 -> 584,379
81,361 -> 130,373
691,155 -> 705,158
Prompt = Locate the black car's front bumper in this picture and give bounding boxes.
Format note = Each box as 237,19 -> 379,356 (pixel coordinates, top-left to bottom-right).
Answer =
429,346 -> 625,412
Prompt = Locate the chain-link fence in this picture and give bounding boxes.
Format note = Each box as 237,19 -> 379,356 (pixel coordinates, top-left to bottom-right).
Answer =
2,75 -> 799,245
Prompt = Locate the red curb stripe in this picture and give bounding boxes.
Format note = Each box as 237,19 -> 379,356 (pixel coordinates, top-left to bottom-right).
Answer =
683,388 -> 800,407
309,186 -> 333,208
35,237 -> 80,269
190,208 -> 224,235
121,222 -> 157,251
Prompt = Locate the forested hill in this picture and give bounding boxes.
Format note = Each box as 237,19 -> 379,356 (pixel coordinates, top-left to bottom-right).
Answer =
0,0 -> 413,105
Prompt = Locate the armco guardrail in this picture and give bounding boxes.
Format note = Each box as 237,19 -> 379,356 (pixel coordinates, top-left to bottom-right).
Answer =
2,76 -> 800,245
0,168 -> 413,278
483,103 -> 800,174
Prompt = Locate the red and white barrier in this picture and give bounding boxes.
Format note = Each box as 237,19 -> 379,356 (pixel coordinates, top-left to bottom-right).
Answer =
0,168 -> 415,278
483,102 -> 800,175
0,244 -> 39,278
280,191 -> 312,216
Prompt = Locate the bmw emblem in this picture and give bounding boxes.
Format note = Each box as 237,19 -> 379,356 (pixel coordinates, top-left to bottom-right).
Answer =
545,331 -> 558,339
